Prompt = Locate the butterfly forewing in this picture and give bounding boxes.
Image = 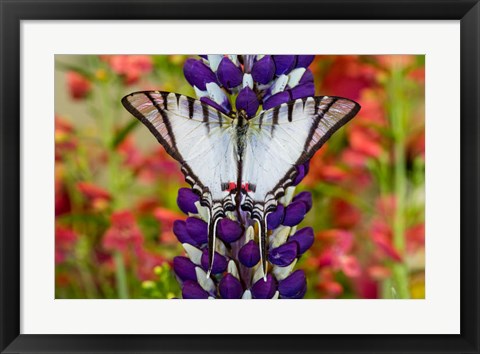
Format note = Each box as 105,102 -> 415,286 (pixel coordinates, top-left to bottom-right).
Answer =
122,91 -> 237,212
243,96 -> 359,216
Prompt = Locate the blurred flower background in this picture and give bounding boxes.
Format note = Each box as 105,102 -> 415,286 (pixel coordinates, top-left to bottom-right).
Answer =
55,54 -> 425,299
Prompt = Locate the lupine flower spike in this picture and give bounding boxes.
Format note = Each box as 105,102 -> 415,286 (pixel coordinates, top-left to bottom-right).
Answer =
122,54 -> 360,298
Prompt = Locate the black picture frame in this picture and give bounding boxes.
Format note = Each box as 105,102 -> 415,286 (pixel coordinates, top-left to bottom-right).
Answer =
1,0 -> 479,353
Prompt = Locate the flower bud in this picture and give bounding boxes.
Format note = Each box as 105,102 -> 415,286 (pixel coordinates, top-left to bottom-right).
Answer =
268,241 -> 298,266
282,201 -> 307,226
278,270 -> 307,299
185,217 -> 208,244
182,280 -> 209,299
219,273 -> 243,299
183,59 -> 217,91
289,227 -> 314,255
251,55 -> 275,84
236,87 -> 259,117
217,218 -> 243,243
238,240 -> 261,267
251,274 -> 277,299
217,57 -> 243,88
201,249 -> 228,274
273,55 -> 296,75
177,188 -> 199,214
173,256 -> 197,282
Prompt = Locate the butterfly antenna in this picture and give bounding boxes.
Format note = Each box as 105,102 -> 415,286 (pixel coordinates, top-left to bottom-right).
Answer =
257,218 -> 268,281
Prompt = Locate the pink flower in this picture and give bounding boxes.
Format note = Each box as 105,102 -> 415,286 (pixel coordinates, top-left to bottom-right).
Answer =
66,71 -> 91,99
55,226 -> 77,264
102,210 -> 144,252
104,55 -> 153,85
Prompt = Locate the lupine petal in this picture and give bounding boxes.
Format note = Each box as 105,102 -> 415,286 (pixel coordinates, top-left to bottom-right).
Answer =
291,82 -> 315,100
251,274 -> 277,299
263,91 -> 290,110
219,273 -> 243,299
173,256 -> 197,281
186,217 -> 208,244
182,280 -> 209,299
292,191 -> 313,212
238,240 -> 261,267
269,74 -> 289,96
177,188 -> 199,214
243,55 -> 256,73
207,55 -> 223,71
289,227 -> 314,254
217,57 -> 243,88
296,55 -> 315,68
206,82 -> 232,112
236,87 -> 259,117
278,270 -> 307,299
292,164 -> 307,186
268,241 -> 298,266
267,204 -> 284,230
173,220 -> 197,246
299,69 -> 314,85
287,68 -> 306,88
200,97 -> 230,115
183,59 -> 217,91
217,218 -> 243,243
282,201 -> 307,226
251,55 -> 275,84
273,55 -> 296,75
242,73 -> 254,89
200,249 -> 228,274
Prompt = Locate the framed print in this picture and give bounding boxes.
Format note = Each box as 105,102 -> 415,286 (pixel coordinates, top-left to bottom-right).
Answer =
0,0 -> 479,353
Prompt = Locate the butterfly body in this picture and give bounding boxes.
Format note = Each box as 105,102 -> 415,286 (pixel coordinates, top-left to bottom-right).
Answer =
122,91 -> 360,278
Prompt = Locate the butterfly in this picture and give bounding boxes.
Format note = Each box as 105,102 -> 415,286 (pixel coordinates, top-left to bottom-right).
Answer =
122,91 -> 360,278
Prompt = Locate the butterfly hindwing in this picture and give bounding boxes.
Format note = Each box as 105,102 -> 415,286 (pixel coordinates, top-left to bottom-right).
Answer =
242,96 -> 360,274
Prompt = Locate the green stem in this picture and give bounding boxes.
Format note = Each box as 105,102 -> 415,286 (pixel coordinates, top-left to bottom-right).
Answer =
387,66 -> 410,299
114,251 -> 129,299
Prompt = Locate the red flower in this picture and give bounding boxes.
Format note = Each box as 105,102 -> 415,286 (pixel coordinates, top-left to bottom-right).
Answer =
55,226 -> 77,264
319,56 -> 378,101
55,116 -> 77,160
371,220 -> 402,262
104,55 -> 153,85
102,210 -> 144,252
66,71 -> 91,100
153,207 -> 184,244
76,182 -> 111,210
135,249 -> 165,281
317,229 -> 361,278
117,136 -> 144,171
406,223 -> 425,253
331,199 -> 361,229
55,179 -> 71,216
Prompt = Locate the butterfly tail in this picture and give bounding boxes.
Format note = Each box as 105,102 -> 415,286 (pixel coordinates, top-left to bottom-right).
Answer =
257,217 -> 268,281
206,214 -> 219,278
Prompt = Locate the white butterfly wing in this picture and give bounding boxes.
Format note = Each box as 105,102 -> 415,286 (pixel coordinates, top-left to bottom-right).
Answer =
122,91 -> 237,271
243,96 -> 360,272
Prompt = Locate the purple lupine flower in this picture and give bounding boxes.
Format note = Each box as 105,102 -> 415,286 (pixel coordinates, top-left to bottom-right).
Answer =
238,240 -> 261,267
171,55 -> 320,299
236,87 -> 259,117
183,59 -> 217,90
219,274 -> 243,299
289,227 -> 315,255
273,55 -> 296,75
217,57 -> 243,88
282,202 -> 307,226
278,270 -> 307,299
177,188 -> 199,214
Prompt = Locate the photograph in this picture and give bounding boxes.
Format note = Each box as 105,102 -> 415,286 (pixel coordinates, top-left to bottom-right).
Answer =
55,54 -> 425,300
